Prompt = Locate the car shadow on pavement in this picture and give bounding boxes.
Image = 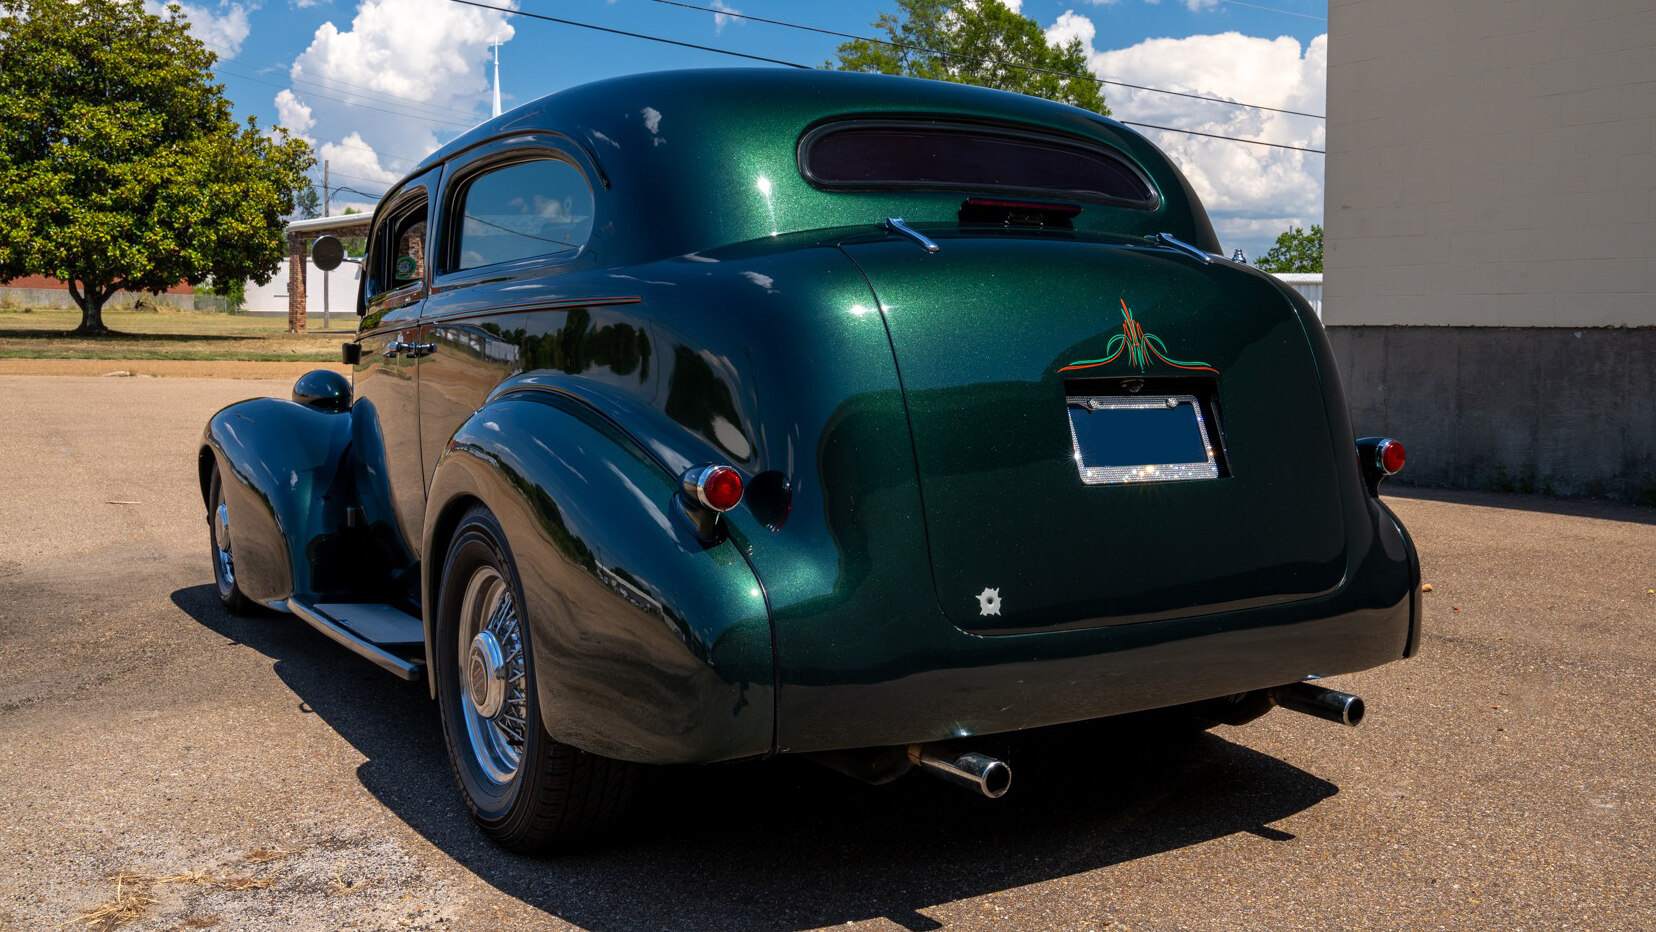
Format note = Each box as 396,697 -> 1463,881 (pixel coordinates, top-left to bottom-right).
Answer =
1387,484 -> 1656,524
174,584 -> 1338,931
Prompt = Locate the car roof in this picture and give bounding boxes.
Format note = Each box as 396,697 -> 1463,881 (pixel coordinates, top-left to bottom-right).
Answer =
390,68 -> 1219,261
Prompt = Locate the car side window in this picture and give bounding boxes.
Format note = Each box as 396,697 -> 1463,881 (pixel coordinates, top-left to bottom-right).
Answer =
452,158 -> 594,271
367,199 -> 429,299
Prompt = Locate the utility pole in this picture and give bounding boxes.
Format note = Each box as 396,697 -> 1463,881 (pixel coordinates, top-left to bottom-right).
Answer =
322,160 -> 330,328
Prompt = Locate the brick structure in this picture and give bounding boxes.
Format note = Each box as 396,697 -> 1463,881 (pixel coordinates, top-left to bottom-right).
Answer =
288,235 -> 307,332
282,215 -> 372,333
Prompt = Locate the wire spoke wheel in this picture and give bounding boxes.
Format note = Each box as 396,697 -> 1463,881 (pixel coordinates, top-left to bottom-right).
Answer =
435,503 -> 639,853
456,565 -> 530,785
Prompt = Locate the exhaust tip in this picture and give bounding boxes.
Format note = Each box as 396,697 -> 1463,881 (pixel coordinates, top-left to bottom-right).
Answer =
911,746 -> 1013,798
1275,682 -> 1366,727
978,758 -> 1012,798
1339,695 -> 1366,727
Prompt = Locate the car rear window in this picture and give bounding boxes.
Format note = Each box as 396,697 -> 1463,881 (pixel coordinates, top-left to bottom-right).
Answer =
800,122 -> 1157,208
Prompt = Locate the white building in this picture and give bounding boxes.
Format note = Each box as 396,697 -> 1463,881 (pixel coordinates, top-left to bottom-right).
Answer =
1325,0 -> 1655,498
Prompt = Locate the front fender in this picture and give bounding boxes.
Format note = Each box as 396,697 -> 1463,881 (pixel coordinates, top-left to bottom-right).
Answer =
199,394 -> 355,607
423,390 -> 774,765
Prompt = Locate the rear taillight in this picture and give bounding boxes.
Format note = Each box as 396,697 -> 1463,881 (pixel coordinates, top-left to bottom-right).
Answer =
1378,439 -> 1406,475
682,465 -> 744,513
1356,437 -> 1405,496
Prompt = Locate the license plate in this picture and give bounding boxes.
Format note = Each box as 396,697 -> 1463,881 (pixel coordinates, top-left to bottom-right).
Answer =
1066,393 -> 1220,485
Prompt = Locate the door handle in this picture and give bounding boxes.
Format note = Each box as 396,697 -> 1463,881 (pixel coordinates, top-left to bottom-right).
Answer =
383,341 -> 437,358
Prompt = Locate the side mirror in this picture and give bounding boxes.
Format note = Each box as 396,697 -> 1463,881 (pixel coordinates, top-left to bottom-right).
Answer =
311,235 -> 360,271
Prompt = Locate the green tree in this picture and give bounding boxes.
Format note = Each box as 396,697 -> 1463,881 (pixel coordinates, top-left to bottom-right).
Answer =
339,207 -> 368,258
292,183 -> 322,221
0,0 -> 315,335
1255,224 -> 1323,273
831,0 -> 1108,115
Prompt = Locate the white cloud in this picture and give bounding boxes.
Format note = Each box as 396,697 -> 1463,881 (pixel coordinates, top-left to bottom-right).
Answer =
274,89 -> 314,141
1183,0 -> 1221,10
1045,10 -> 1095,50
147,0 -> 254,58
276,0 -> 516,200
319,132 -> 399,184
1058,16 -> 1327,257
710,0 -> 740,34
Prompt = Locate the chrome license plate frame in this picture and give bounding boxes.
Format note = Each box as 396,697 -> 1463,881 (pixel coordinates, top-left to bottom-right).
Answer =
1065,393 -> 1221,485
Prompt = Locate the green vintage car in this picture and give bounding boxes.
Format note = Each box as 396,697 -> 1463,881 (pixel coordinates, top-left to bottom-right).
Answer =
199,68 -> 1419,851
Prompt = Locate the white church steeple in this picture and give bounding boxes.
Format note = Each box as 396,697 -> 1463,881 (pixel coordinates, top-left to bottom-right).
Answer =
491,44 -> 502,118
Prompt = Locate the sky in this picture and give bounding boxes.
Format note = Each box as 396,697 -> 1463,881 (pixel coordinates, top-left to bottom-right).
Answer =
157,0 -> 1329,261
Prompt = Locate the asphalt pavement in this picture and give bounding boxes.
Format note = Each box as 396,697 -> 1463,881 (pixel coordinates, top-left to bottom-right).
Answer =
0,374 -> 1652,931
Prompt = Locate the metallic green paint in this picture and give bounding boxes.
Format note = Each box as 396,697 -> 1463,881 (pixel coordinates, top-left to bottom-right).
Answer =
199,394 -> 360,607
425,393 -> 774,764
840,233 -> 1348,633
201,68 -> 1418,768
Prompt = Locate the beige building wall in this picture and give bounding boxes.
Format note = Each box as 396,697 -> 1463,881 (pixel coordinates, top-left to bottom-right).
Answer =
1326,0 -> 1656,326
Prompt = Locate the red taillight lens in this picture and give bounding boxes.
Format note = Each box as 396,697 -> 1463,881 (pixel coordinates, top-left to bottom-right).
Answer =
1379,439 -> 1406,475
683,465 -> 744,512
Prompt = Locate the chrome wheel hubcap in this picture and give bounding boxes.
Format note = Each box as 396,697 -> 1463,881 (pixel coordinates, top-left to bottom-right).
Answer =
467,630 -> 508,719
457,566 -> 528,785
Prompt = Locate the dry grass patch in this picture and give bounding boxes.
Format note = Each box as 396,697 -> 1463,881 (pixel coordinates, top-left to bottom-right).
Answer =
67,873 -> 157,932
158,870 -> 279,891
240,845 -> 293,865
68,868 -> 282,930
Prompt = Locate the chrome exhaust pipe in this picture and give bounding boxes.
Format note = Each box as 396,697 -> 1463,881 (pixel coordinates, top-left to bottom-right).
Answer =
909,745 -> 1012,798
1274,682 -> 1365,727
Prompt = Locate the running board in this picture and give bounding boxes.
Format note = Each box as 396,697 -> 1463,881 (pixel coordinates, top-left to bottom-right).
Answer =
288,600 -> 424,682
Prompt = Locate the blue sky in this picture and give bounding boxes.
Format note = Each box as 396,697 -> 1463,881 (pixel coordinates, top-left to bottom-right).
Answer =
165,0 -> 1329,260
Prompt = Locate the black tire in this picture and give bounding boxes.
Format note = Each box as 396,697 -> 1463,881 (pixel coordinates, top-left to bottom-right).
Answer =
434,504 -> 638,853
207,465 -> 256,615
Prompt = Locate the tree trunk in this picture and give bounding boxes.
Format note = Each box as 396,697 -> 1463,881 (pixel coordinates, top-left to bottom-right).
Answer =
68,280 -> 111,336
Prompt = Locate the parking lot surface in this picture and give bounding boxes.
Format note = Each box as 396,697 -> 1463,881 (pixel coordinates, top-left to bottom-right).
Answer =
1,374 -> 1652,931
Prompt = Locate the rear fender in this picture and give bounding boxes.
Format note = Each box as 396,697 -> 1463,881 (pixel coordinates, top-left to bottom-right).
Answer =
423,390 -> 774,764
199,393 -> 356,607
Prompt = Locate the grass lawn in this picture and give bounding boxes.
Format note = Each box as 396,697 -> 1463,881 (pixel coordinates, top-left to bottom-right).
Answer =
0,304 -> 350,362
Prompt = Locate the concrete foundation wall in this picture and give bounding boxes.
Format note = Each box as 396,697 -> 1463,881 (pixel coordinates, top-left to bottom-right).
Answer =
1327,325 -> 1656,500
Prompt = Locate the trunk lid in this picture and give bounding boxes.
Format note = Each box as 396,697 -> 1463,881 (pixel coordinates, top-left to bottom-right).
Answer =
841,232 -> 1348,633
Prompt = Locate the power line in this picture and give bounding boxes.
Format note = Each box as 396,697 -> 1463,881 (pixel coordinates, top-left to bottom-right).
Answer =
1120,121 -> 1323,154
638,0 -> 1326,120
243,0 -> 1320,162
331,184 -> 388,202
1217,0 -> 1327,23
308,137 -> 427,172
212,61 -> 478,129
444,0 -> 811,69
491,0 -> 1321,154
307,166 -> 396,188
205,46 -> 484,125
